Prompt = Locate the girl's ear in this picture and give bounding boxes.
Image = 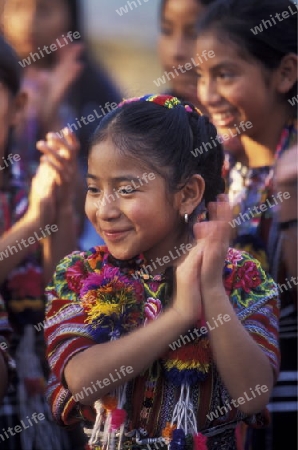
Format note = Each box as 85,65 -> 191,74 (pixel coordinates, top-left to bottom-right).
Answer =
9,91 -> 27,128
276,53 -> 298,94
178,174 -> 205,216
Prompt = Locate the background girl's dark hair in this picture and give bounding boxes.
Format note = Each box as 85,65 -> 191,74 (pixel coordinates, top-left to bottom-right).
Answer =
196,0 -> 298,105
0,33 -> 22,95
160,0 -> 216,16
89,99 -> 225,217
0,34 -> 22,172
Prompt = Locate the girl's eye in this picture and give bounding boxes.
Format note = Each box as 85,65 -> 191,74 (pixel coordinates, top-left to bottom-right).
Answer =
185,28 -> 198,40
218,71 -> 233,80
87,186 -> 99,193
160,26 -> 172,36
117,187 -> 136,195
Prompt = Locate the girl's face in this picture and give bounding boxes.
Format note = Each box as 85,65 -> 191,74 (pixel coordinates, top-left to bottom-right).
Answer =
85,138 -> 186,263
3,0 -> 71,58
196,32 -> 279,140
158,0 -> 206,104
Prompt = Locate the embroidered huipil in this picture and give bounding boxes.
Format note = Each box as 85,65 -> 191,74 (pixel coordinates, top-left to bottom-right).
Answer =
45,245 -> 279,450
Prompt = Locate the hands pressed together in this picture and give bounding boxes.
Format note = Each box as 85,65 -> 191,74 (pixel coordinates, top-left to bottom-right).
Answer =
173,194 -> 233,325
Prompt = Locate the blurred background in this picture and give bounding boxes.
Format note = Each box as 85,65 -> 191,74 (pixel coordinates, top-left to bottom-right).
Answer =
0,0 -> 166,98
76,0 -> 163,98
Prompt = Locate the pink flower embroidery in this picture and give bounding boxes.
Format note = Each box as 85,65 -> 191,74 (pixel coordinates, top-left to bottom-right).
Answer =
226,248 -> 243,265
144,297 -> 162,324
66,260 -> 86,293
234,261 -> 262,293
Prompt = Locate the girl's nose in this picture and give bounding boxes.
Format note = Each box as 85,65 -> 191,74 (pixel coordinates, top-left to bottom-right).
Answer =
197,78 -> 221,108
94,192 -> 121,221
171,35 -> 189,65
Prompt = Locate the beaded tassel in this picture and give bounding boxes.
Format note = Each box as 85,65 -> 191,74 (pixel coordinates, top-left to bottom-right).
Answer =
193,433 -> 208,450
109,408 -> 127,450
88,400 -> 105,447
170,429 -> 186,449
167,384 -> 207,449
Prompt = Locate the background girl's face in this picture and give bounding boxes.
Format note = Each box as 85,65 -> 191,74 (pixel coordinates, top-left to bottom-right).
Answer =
85,137 -> 185,262
196,32 -> 278,140
3,0 -> 71,57
158,0 -> 206,104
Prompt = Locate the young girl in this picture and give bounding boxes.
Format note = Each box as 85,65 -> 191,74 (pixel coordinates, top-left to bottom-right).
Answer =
158,0 -> 245,169
158,0 -> 213,107
195,0 -> 297,448
44,94 -> 280,450
0,34 -> 81,449
2,0 -> 122,164
2,0 -> 121,249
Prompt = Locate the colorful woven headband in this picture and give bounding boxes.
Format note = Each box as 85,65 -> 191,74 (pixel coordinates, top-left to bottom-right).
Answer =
118,94 -> 202,115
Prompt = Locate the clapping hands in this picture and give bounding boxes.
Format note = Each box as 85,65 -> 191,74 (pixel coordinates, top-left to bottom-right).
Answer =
173,195 -> 232,324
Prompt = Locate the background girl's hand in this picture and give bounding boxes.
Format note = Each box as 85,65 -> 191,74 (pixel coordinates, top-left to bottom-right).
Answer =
36,128 -> 80,208
25,161 -> 57,228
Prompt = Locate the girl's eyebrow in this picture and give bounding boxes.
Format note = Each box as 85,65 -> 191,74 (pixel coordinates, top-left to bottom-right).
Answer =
196,62 -> 238,73
211,62 -> 238,71
86,174 -> 143,183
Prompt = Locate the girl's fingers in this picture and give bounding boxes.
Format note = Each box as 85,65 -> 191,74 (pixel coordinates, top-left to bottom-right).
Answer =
208,202 -> 218,221
45,133 -> 71,158
37,141 -> 66,164
215,195 -> 233,223
44,129 -> 79,158
40,156 -> 72,185
207,195 -> 232,222
61,128 -> 80,153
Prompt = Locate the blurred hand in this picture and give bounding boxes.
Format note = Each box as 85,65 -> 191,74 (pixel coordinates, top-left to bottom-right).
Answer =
36,128 -> 80,208
21,43 -> 84,131
25,161 -> 57,228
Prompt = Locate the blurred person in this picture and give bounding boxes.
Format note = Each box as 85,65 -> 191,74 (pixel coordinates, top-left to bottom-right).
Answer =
2,0 -> 122,249
158,0 -> 246,173
0,34 -> 82,450
196,0 -> 297,448
2,0 -> 122,166
158,0 -> 214,109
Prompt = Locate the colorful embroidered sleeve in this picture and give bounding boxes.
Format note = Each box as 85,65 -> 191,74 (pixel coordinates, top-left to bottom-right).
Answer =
224,248 -> 280,379
44,248 -> 107,426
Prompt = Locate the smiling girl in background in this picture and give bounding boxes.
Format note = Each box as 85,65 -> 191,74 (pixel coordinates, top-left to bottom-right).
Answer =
195,0 -> 297,448
44,94 -> 280,450
158,0 -> 245,169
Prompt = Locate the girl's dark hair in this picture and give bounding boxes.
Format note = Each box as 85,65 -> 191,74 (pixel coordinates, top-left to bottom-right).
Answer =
89,98 -> 225,219
0,34 -> 22,172
160,0 -> 216,15
0,33 -> 22,95
197,0 -> 298,104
